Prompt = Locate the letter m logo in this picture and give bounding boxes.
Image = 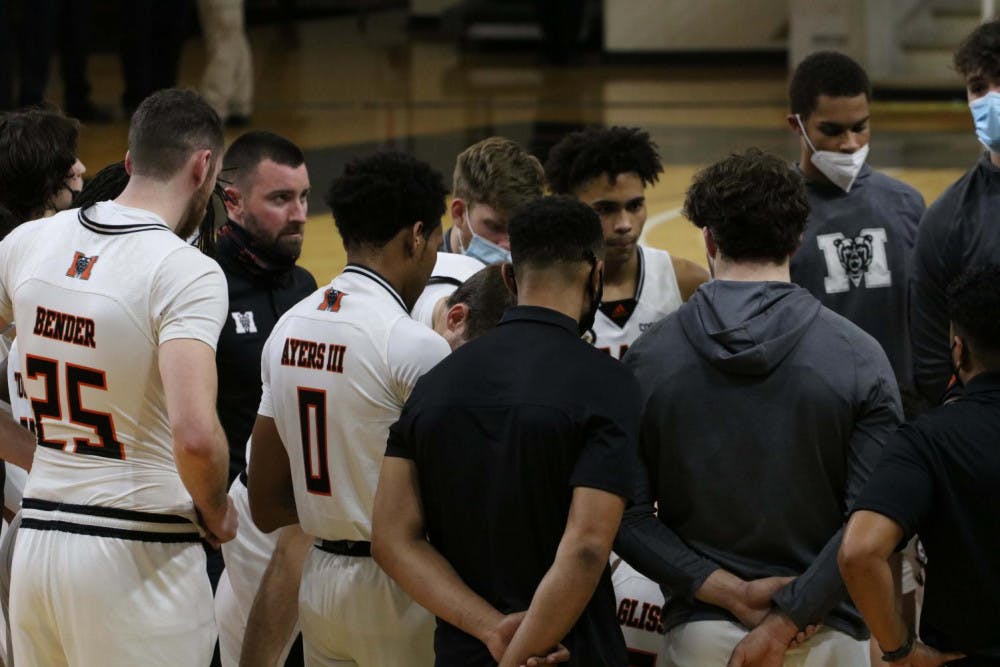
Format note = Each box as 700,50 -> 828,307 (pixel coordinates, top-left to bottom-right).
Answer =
65,251 -> 99,280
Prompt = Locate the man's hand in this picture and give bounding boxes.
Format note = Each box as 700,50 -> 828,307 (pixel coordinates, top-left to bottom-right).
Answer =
889,642 -> 964,667
727,610 -> 798,667
733,576 -> 795,628
197,494 -> 238,548
484,612 -> 569,665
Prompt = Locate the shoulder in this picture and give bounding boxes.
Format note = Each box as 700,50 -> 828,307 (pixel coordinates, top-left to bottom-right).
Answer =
387,315 -> 450,370
923,161 -> 983,225
866,170 -> 925,210
291,265 -> 318,290
432,251 -> 483,280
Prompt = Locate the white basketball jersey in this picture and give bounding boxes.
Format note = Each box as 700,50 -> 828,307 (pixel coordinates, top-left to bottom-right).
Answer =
6,339 -> 33,433
410,252 -> 484,328
612,559 -> 668,666
591,246 -> 682,360
258,264 -> 450,541
0,202 -> 227,520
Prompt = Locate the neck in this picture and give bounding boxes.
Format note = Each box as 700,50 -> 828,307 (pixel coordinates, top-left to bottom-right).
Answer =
346,248 -> 413,306
449,226 -> 463,252
115,178 -> 189,231
603,250 -> 637,288
990,150 -> 1000,169
712,255 -> 790,282
514,270 -> 585,323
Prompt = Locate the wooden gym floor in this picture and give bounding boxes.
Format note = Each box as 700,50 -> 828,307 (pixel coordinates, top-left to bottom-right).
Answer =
63,10 -> 979,283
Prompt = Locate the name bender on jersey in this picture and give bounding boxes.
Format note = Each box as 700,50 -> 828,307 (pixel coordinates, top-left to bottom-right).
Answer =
32,305 -> 96,348
279,336 -> 346,374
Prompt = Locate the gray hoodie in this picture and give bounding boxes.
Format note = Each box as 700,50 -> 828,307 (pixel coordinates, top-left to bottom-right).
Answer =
615,280 -> 902,638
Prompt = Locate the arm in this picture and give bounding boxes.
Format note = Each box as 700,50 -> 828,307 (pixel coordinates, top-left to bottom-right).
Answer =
160,338 -> 235,546
239,525 -> 312,667
372,456 -> 521,661
672,256 -> 710,302
770,354 -> 902,629
498,487 -> 625,667
910,202 -> 956,404
247,414 -> 297,533
0,412 -> 33,473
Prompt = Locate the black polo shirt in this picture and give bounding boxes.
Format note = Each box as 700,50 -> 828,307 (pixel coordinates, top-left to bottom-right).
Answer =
386,305 -> 640,667
852,372 -> 1000,662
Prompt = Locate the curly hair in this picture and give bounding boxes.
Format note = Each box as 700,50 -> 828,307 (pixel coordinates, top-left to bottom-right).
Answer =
789,51 -> 871,119
544,126 -> 662,195
684,148 -> 809,264
326,151 -> 447,250
75,161 -> 129,210
453,137 -> 544,215
955,20 -> 1000,80
947,264 -> 1000,365
509,195 -> 603,270
0,108 -> 79,222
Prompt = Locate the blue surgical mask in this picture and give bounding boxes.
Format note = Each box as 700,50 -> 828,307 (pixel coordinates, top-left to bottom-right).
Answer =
458,209 -> 511,264
970,92 -> 1000,151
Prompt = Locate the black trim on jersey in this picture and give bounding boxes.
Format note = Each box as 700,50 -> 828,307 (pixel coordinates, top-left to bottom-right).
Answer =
343,264 -> 408,313
239,469 -> 248,487
21,518 -> 201,543
22,497 -> 194,524
78,207 -> 171,235
315,539 -> 372,557
427,275 -> 464,288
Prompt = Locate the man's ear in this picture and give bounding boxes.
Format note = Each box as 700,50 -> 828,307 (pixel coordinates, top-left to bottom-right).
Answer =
501,262 -> 517,295
702,227 -> 718,259
445,302 -> 469,334
952,334 -> 967,371
450,198 -> 467,229
124,151 -> 134,175
787,113 -> 804,134
223,186 -> 243,219
191,149 -> 213,190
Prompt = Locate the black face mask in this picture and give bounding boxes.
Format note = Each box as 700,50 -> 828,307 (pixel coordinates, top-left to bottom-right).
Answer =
578,253 -> 604,338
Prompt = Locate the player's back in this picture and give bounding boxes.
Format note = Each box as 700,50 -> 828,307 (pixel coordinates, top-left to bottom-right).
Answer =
0,202 -> 226,521
261,264 -> 449,541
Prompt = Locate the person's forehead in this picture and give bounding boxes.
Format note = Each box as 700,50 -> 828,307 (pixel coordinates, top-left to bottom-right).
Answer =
246,159 -> 310,192
575,171 -> 645,203
468,201 -> 509,222
809,94 -> 870,122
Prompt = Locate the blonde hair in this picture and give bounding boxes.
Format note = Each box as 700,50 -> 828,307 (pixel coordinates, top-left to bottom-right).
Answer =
452,137 -> 544,215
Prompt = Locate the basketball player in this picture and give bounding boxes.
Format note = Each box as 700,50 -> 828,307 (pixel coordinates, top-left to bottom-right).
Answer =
248,150 -> 449,666
0,89 -> 237,666
787,51 -> 925,417
545,125 -> 708,359
411,136 -> 543,327
238,263 -> 515,667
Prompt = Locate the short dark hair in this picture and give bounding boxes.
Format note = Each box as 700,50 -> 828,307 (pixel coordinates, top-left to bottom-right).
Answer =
509,195 -> 603,271
326,151 -> 447,250
684,148 -> 809,264
0,205 -> 20,241
128,89 -> 224,179
0,108 -> 79,221
222,131 -> 305,190
446,264 -> 516,341
545,126 -> 662,195
789,51 -> 871,119
955,20 -> 1000,80
947,265 -> 1000,367
75,161 -> 129,210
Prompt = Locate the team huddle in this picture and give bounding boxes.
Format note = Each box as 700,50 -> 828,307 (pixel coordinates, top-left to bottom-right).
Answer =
0,17 -> 997,667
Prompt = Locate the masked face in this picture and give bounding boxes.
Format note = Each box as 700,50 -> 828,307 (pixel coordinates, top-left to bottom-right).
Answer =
458,206 -> 511,264
969,91 -> 1000,152
795,113 -> 869,193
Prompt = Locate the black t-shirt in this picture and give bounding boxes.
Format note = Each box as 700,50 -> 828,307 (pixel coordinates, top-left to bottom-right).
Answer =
386,306 -> 641,667
852,372 -> 1000,660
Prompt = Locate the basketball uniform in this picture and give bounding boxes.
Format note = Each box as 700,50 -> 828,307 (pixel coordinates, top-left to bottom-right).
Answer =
591,246 -> 683,360
612,558 -> 668,666
258,264 -> 450,666
0,202 -> 228,666
410,252 -> 484,327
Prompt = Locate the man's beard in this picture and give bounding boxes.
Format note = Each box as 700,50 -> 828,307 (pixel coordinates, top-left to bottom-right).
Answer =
177,179 -> 214,240
243,211 -> 303,263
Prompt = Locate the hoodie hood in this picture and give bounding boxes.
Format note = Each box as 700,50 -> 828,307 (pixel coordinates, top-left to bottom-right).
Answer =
679,281 -> 821,376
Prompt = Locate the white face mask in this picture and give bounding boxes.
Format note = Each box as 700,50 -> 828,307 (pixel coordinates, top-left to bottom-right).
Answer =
795,114 -> 869,193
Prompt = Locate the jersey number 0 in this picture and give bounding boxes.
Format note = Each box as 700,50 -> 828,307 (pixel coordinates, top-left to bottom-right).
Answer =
297,387 -> 332,496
